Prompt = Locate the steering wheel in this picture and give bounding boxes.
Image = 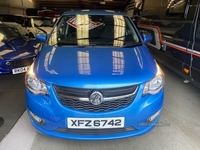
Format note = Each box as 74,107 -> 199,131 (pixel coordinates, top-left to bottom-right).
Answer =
68,32 -> 77,38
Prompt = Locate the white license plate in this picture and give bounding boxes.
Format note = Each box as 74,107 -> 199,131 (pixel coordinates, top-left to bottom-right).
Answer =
67,117 -> 124,129
12,66 -> 29,74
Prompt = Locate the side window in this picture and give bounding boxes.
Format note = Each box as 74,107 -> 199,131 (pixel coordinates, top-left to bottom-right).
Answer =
7,16 -> 14,22
0,16 -> 4,21
190,5 -> 200,83
125,17 -> 139,42
57,17 -> 68,41
23,19 -> 31,27
195,15 -> 200,42
193,4 -> 200,42
67,24 -> 76,37
18,18 -> 24,24
14,17 -> 19,23
186,0 -> 198,20
58,23 -> 65,34
196,23 -> 200,40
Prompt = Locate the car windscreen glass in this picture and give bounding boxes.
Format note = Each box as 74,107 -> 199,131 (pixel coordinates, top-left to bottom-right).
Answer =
0,27 -> 21,41
33,17 -> 54,27
0,15 -> 23,23
48,15 -> 140,47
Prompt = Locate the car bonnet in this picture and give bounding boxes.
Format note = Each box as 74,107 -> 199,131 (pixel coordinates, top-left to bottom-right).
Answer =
0,40 -> 36,60
34,45 -> 157,88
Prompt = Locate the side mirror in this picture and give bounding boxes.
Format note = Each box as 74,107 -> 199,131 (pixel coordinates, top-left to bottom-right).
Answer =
36,33 -> 47,43
142,33 -> 152,44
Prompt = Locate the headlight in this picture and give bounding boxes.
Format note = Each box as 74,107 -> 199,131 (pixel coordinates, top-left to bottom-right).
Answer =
143,63 -> 165,95
25,64 -> 48,95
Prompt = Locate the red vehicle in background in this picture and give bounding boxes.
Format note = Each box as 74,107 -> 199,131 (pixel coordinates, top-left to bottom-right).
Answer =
37,9 -> 60,18
26,9 -> 60,18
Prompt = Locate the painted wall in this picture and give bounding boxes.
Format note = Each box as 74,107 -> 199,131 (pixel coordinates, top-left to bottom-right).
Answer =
0,0 -> 38,15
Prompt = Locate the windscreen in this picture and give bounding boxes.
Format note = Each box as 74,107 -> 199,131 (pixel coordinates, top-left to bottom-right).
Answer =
0,26 -> 21,41
33,17 -> 54,27
48,14 -> 140,47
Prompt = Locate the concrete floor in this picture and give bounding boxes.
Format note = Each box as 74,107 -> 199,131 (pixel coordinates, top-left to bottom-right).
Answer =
0,64 -> 200,150
0,73 -> 26,141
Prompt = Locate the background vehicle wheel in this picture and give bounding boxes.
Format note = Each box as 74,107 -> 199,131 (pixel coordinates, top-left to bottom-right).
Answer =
0,117 -> 4,127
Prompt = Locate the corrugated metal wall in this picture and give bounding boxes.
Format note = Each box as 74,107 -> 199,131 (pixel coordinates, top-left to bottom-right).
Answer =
125,0 -> 135,18
125,0 -> 143,18
0,0 -> 38,15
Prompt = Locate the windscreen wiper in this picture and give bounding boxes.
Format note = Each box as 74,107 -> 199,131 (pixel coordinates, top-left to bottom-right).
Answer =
113,35 -> 131,40
103,35 -> 132,43
76,37 -> 100,40
52,42 -> 96,47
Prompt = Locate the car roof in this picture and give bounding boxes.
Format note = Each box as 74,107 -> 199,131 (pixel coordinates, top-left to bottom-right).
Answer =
63,10 -> 126,16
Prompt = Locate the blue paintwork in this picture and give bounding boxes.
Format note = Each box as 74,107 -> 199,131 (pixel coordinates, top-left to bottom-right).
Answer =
35,45 -> 156,88
26,87 -> 164,140
0,24 -> 38,74
142,34 -> 152,44
26,10 -> 164,140
36,33 -> 47,43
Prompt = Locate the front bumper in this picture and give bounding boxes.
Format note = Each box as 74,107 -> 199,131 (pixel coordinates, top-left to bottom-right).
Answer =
0,67 -> 10,74
0,56 -> 35,74
26,84 -> 164,140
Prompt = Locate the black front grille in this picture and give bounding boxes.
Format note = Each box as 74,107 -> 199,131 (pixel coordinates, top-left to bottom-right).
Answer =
53,85 -> 138,112
54,85 -> 137,98
55,127 -> 136,135
7,57 -> 34,68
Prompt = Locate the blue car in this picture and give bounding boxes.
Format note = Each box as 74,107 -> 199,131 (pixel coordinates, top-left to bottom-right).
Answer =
25,10 -> 165,140
0,23 -> 37,74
